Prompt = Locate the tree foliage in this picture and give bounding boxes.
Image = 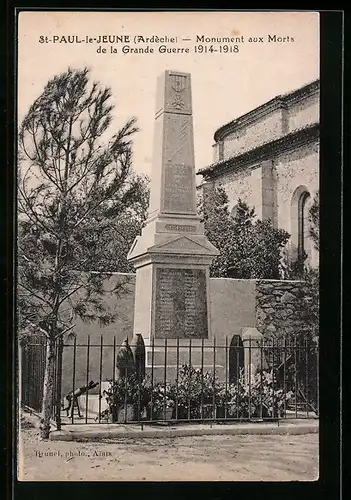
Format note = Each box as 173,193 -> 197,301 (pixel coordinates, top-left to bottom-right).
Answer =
198,187 -> 290,279
300,266 -> 319,341
309,190 -> 319,252
18,67 -> 147,330
18,67 -> 147,437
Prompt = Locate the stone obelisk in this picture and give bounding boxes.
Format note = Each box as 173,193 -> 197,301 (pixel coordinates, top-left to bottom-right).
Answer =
128,70 -> 219,348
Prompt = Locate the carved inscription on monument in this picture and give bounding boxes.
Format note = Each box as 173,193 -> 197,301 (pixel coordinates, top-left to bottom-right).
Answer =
164,224 -> 196,232
155,268 -> 208,339
163,163 -> 194,213
162,113 -> 196,214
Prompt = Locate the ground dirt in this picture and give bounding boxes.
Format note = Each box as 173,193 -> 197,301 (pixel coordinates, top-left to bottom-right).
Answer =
18,422 -> 319,481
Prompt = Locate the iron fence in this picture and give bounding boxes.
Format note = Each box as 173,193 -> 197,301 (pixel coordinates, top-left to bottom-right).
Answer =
20,334 -> 47,413
20,334 -> 319,428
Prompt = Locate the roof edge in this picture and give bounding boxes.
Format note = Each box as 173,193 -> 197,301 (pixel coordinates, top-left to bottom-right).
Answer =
214,79 -> 320,143
198,122 -> 319,179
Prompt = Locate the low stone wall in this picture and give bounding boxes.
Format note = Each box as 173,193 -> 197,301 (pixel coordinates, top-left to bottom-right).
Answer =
255,279 -> 306,337
60,274 -> 309,394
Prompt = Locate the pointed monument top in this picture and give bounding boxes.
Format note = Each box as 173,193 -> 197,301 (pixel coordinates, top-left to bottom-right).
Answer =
127,70 -> 219,267
146,69 -> 197,218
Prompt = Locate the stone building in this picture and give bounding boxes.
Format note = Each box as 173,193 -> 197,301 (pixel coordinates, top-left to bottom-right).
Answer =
198,79 -> 319,267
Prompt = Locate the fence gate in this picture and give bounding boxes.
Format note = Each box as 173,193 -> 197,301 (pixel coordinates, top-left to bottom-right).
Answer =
20,335 -> 47,412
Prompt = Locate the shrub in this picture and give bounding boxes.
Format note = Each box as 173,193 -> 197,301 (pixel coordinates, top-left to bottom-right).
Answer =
175,364 -> 222,419
101,364 -> 294,422
198,189 -> 290,279
147,382 -> 175,418
101,372 -> 151,421
220,370 -> 293,419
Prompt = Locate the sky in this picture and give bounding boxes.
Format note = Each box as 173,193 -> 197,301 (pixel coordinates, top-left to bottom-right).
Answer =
18,11 -> 320,178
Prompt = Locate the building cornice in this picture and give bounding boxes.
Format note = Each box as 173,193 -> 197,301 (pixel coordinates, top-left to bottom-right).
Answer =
198,122 -> 319,180
213,79 -> 320,142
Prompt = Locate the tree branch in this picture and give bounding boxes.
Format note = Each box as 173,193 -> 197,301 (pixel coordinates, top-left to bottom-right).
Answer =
26,321 -> 50,338
18,185 -> 60,239
18,282 -> 54,309
54,324 -> 75,339
57,284 -> 85,307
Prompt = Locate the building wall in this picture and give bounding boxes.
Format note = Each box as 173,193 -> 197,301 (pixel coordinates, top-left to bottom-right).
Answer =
61,274 -> 306,394
202,85 -> 319,267
213,90 -> 318,165
211,167 -> 260,215
206,140 -> 319,267
222,109 -> 284,160
275,141 -> 319,265
287,93 -> 319,132
275,141 -> 319,232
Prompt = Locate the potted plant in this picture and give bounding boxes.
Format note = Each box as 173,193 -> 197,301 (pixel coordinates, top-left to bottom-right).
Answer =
101,373 -> 150,423
148,383 -> 175,421
175,364 -> 222,420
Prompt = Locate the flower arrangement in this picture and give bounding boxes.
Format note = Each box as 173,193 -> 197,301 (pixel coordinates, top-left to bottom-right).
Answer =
219,369 -> 293,419
100,364 -> 293,422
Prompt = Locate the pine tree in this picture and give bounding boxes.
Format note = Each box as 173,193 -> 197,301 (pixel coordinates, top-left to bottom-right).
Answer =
18,67 -> 146,438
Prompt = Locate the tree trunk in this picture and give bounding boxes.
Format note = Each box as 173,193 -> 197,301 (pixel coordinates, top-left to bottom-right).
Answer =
40,338 -> 56,439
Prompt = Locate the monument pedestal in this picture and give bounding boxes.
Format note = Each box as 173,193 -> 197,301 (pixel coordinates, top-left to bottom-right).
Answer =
129,236 -> 217,341
128,71 -> 219,382
143,338 -> 226,382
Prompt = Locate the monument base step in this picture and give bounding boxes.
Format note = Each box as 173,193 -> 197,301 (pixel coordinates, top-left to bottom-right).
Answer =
143,339 -> 226,382
144,339 -> 225,367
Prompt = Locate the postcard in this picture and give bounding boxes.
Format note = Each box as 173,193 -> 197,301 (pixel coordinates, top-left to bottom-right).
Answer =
17,10 -> 320,482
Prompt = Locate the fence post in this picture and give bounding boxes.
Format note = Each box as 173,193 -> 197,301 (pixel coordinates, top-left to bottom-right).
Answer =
18,341 -> 23,410
241,328 -> 267,383
130,333 -> 145,382
55,336 -> 63,430
316,339 -> 319,416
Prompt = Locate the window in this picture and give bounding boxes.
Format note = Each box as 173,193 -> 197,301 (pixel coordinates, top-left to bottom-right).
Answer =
290,186 -> 311,264
297,190 -> 311,259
